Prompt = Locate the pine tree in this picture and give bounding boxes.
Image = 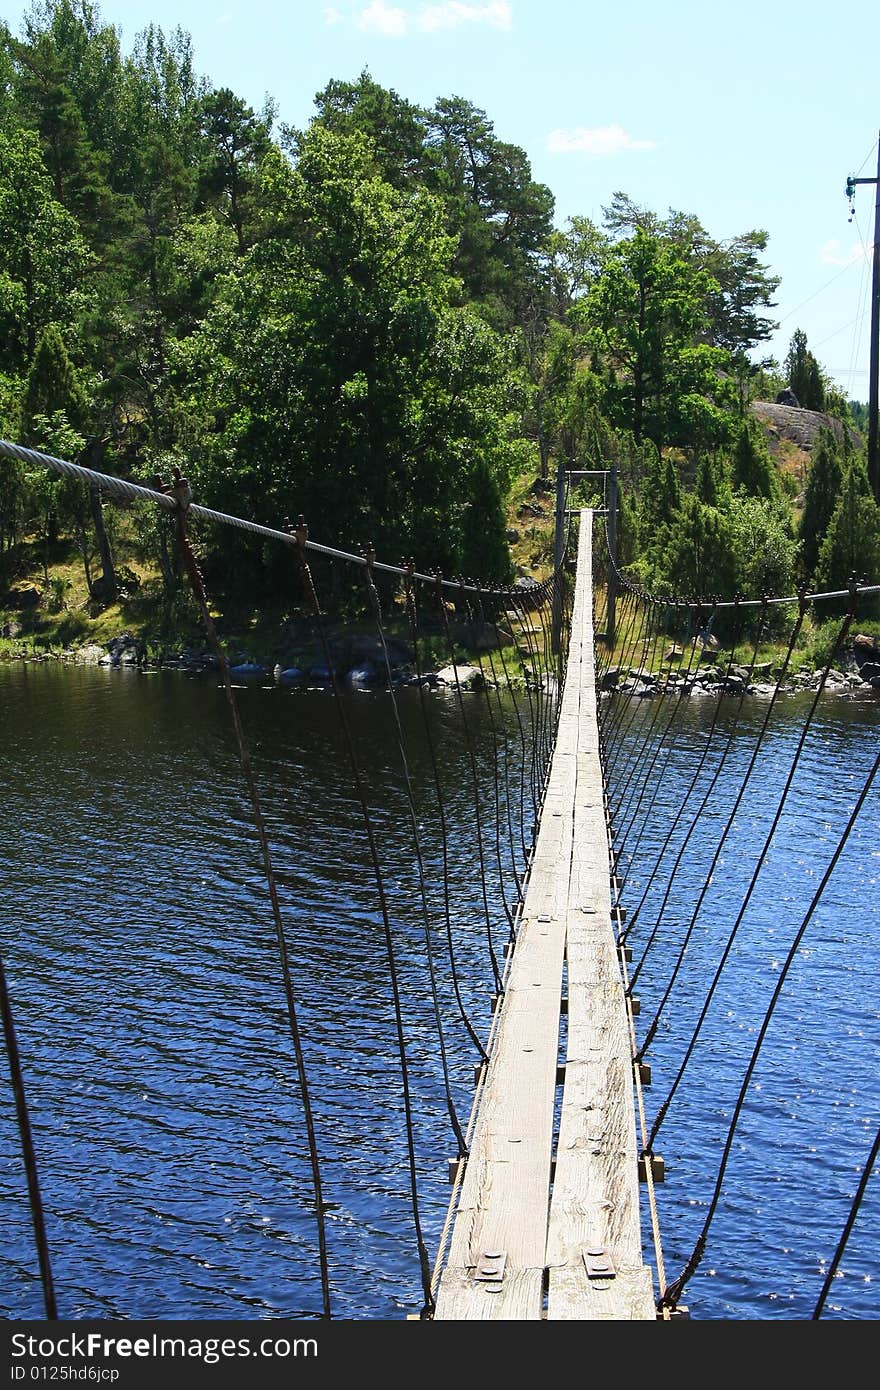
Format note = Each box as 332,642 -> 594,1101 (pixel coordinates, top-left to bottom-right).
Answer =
695,453 -> 726,507
658,493 -> 738,600
731,417 -> 776,498
640,446 -> 680,540
20,322 -> 121,600
813,457 -> 880,597
785,328 -> 826,411
460,456 -> 512,584
20,322 -> 87,441
798,427 -> 843,579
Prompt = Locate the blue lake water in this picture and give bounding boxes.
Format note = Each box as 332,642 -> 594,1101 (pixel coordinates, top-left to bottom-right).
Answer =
0,662 -> 877,1320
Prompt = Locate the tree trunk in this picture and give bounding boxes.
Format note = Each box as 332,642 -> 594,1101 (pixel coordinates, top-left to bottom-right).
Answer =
88,484 -> 117,602
74,522 -> 93,594
156,518 -> 177,595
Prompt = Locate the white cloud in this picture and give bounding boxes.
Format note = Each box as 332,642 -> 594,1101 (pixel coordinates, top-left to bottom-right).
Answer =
546,124 -> 657,156
820,238 -> 871,267
349,1 -> 512,37
418,1 -> 513,30
324,6 -> 344,23
357,1 -> 408,35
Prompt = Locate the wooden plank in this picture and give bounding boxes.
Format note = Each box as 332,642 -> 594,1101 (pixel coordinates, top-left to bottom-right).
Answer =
434,766 -> 573,1317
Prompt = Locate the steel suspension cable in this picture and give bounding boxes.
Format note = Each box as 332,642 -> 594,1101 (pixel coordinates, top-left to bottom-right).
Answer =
4,440 -> 878,610
535,578 -> 559,780
455,581 -> 517,944
508,584 -> 544,829
644,589 -> 854,1146
632,591 -> 808,1007
528,587 -> 551,787
404,568 -> 489,1065
469,583 -> 525,924
361,553 -> 467,1158
813,1119 -> 880,1319
474,579 -> 530,885
622,597 -> 748,944
626,606 -> 770,1046
596,584 -> 647,769
610,597 -> 697,805
290,517 -> 435,1318
495,590 -> 538,865
0,950 -> 57,1318
602,597 -> 670,791
660,713 -> 880,1314
614,603 -> 718,890
612,606 -> 704,868
167,477 -> 332,1319
433,575 -> 503,996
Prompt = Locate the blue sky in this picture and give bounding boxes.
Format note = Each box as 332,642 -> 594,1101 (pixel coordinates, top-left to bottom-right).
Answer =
5,0 -> 880,399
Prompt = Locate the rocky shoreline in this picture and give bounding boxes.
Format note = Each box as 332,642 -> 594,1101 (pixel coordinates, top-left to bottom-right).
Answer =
5,629 -> 880,700
601,637 -> 880,700
0,629 -> 500,692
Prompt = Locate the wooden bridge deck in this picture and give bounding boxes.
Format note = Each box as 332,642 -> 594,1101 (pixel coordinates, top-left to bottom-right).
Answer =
433,509 -> 655,1321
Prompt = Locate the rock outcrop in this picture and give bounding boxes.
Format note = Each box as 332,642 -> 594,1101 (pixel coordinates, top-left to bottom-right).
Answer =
749,400 -> 858,455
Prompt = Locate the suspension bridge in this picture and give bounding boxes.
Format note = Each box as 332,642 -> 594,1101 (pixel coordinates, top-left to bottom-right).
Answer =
434,509 -> 655,1320
1,439 -> 878,1322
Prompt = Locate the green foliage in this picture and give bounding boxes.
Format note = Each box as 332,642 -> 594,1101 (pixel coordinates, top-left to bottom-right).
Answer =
777,466 -> 799,500
425,95 -> 555,328
309,75 -> 555,331
726,493 -> 799,597
528,319 -> 610,481
460,456 -> 513,583
0,125 -> 91,362
0,13 -> 845,618
748,358 -> 787,404
174,127 -> 523,589
309,69 -> 429,189
573,219 -> 740,454
700,228 -> 780,359
0,441 -> 27,579
798,616 -> 854,669
196,86 -> 273,254
614,485 -> 640,569
822,382 -> 852,424
45,571 -> 70,610
695,453 -> 728,508
848,399 -> 869,432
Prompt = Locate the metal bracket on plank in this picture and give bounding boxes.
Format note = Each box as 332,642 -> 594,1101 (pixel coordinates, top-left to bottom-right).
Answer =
474,1250 -> 507,1283
583,1247 -> 616,1280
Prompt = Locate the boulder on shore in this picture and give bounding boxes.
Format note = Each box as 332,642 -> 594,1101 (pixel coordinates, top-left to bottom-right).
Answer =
435,663 -> 484,690
100,633 -> 146,667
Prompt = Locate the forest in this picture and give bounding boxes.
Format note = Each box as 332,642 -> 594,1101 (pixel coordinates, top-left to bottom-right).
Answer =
1,0 -> 878,642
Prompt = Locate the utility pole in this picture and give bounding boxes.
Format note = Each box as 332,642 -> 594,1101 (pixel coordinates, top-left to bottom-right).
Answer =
846,130 -> 880,501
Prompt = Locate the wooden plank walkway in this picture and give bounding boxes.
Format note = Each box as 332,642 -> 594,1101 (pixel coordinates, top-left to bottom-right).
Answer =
433,509 -> 655,1321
